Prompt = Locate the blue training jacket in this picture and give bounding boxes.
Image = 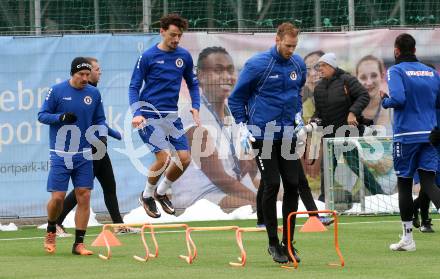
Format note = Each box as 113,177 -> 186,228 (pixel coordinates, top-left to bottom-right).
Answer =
38,80 -> 106,152
228,46 -> 306,140
128,44 -> 200,116
383,61 -> 440,143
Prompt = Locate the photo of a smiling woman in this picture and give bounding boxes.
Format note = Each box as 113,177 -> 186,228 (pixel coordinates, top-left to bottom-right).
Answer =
355,54 -> 392,134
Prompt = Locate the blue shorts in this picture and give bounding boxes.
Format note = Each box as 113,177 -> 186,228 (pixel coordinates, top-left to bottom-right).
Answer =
138,114 -> 189,153
413,172 -> 440,186
393,142 -> 438,178
47,152 -> 94,192
413,145 -> 440,185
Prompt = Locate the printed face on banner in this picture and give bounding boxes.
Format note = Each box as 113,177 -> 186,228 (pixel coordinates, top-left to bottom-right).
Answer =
356,60 -> 383,98
198,52 -> 236,103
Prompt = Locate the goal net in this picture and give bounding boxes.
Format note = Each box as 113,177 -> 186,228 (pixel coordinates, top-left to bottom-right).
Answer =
322,136 -> 401,215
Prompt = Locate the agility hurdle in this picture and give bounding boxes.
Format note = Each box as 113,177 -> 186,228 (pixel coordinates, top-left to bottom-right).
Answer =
283,210 -> 344,270
179,226 -> 240,264
133,223 -> 189,262
230,227 -> 266,267
93,223 -> 289,266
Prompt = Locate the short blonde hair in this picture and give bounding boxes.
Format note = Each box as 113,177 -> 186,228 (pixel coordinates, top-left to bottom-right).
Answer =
276,22 -> 299,38
84,57 -> 98,64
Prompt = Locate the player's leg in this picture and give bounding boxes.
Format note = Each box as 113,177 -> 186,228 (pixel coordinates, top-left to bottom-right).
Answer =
72,188 -> 93,255
45,192 -> 66,253
278,147 -> 300,263
44,153 -> 70,253
390,142 -> 416,251
256,180 -> 265,227
153,150 -> 191,215
417,191 -> 434,232
419,145 -> 440,233
298,161 -> 317,212
71,157 -> 94,255
412,194 -> 421,228
95,152 -> 124,224
420,171 -> 440,232
47,192 -> 67,226
137,116 -> 171,218
417,168 -> 437,234
162,150 -> 191,181
73,188 -> 91,239
412,172 -> 422,228
390,176 -> 416,251
252,139 -> 287,263
55,190 -> 76,237
153,116 -> 191,215
298,162 -> 334,226
417,143 -> 440,208
139,150 -> 171,218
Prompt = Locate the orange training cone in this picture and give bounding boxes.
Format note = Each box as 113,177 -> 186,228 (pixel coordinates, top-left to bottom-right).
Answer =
92,230 -> 122,247
300,216 -> 328,232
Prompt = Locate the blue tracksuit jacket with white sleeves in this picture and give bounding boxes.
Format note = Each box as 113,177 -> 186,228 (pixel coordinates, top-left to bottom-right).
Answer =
228,46 -> 307,140
128,44 -> 200,116
383,61 -> 440,143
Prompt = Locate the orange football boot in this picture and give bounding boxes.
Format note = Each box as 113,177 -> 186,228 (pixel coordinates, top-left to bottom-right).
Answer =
44,232 -> 56,254
72,243 -> 94,256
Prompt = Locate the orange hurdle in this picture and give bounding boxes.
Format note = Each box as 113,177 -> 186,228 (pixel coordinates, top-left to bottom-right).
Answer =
92,223 -> 147,260
230,227 -> 266,267
283,210 -> 344,270
133,223 -> 189,262
180,226 -> 239,264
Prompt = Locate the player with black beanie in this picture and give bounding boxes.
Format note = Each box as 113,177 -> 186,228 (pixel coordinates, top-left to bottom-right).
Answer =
56,57 -> 134,236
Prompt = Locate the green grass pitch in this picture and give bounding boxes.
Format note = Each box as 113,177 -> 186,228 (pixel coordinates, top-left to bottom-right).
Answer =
0,216 -> 439,279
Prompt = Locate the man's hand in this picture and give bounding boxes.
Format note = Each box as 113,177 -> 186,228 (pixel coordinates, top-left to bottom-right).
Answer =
296,127 -> 307,145
109,127 -> 122,140
131,115 -> 146,129
239,122 -> 255,155
429,127 -> 440,146
59,112 -> 77,124
379,90 -> 389,99
294,112 -> 304,133
347,112 -> 358,126
308,117 -> 322,126
190,108 -> 201,127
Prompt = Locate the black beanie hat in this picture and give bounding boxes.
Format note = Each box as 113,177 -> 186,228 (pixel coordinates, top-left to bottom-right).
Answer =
71,57 -> 92,76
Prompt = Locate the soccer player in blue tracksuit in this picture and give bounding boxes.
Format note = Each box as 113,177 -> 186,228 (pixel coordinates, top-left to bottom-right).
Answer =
381,33 -> 440,251
56,57 -> 136,236
228,22 -> 306,264
38,57 -> 106,255
128,14 -> 200,218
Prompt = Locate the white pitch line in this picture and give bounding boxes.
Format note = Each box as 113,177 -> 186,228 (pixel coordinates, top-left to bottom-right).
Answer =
1,218 -> 439,242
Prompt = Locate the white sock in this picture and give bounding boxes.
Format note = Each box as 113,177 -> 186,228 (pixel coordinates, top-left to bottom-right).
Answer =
402,221 -> 413,242
156,177 -> 173,196
143,181 -> 156,198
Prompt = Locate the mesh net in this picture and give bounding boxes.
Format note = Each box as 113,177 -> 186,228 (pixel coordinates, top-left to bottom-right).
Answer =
1,0 -> 440,35
323,137 -> 401,215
